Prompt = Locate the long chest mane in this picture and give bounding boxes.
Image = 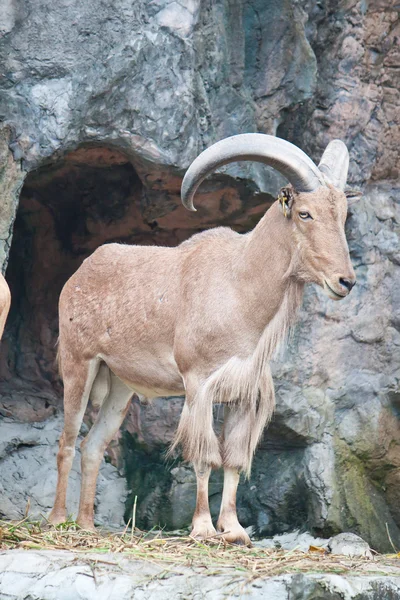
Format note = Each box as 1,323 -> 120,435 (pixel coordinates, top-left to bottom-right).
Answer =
202,279 -> 304,407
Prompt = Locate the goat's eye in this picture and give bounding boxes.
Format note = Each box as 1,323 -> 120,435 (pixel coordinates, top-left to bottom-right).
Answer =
299,211 -> 312,220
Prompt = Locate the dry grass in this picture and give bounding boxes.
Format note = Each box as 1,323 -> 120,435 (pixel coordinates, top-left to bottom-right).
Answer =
1,519 -> 400,579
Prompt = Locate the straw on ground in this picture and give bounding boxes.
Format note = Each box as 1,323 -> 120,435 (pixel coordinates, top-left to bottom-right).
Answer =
1,519 -> 400,579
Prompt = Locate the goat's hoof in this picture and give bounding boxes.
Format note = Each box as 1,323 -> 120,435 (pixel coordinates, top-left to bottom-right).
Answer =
190,521 -> 217,541
223,533 -> 252,547
47,510 -> 67,526
217,520 -> 252,547
231,538 -> 247,546
225,533 -> 252,547
76,519 -> 96,532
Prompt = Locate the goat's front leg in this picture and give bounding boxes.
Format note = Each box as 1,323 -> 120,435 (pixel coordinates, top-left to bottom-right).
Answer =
217,467 -> 250,546
217,403 -> 261,546
172,375 -> 221,539
191,462 -> 217,539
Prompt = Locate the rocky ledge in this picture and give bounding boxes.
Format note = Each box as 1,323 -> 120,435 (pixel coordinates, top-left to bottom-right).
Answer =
1,549 -> 400,600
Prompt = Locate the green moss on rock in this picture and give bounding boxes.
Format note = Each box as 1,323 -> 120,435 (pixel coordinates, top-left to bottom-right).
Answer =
328,437 -> 400,553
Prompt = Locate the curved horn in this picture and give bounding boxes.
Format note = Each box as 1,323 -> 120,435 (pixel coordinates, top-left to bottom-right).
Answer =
181,133 -> 326,211
318,139 -> 349,191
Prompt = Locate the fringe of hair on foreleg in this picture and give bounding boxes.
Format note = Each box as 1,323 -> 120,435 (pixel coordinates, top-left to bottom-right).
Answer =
168,385 -> 222,469
202,282 -> 301,476
169,347 -> 276,473
170,282 -> 301,471
221,367 -> 275,478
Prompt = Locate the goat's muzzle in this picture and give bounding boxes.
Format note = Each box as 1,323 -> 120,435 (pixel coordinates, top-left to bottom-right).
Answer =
324,275 -> 356,300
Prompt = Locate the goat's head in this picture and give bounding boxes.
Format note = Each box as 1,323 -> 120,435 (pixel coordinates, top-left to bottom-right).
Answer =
181,134 -> 358,301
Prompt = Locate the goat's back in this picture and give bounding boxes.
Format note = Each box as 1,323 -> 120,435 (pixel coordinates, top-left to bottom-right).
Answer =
58,243 -> 182,358
57,230 -> 252,391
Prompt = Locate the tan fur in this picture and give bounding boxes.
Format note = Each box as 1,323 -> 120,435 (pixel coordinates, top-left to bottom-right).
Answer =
0,274 -> 10,341
50,186 -> 356,537
56,343 -> 62,379
89,362 -> 110,408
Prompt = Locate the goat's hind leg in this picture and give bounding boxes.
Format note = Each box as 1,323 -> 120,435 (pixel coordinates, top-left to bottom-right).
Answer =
77,370 -> 133,530
49,358 -> 99,525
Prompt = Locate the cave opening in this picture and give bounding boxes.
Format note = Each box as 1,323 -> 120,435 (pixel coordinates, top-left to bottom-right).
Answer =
0,146 -> 189,423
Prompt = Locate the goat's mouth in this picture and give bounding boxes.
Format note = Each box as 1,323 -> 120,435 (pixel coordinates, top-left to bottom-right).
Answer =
323,280 -> 347,301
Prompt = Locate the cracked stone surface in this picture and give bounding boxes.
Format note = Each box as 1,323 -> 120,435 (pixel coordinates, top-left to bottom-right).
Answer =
0,0 -> 399,555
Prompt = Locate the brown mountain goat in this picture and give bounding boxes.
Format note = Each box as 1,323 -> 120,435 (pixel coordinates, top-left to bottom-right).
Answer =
49,134 -> 356,545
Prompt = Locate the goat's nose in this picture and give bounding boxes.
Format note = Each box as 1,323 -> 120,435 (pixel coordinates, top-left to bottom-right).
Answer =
339,277 -> 356,292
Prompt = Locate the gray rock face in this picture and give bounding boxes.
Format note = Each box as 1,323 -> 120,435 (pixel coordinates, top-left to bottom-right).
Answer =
0,0 -> 398,553
1,550 -> 400,600
0,417 -> 126,528
0,0 -> 315,179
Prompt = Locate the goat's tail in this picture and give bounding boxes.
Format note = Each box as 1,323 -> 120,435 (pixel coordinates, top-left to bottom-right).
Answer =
169,385 -> 222,469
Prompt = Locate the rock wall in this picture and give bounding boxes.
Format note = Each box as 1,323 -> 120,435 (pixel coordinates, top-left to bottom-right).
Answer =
0,0 -> 399,551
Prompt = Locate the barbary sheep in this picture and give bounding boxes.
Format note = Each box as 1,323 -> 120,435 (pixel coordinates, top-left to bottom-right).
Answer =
49,134 -> 356,545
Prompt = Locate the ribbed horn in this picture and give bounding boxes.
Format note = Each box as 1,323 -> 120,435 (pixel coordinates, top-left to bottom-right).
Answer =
181,133 -> 326,211
318,139 -> 349,191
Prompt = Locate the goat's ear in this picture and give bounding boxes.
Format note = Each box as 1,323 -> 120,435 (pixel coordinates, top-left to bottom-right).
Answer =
345,188 -> 362,205
277,187 -> 294,218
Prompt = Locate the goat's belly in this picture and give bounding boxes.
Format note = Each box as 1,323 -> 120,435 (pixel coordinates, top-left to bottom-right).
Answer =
100,349 -> 185,400
122,380 -> 184,400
